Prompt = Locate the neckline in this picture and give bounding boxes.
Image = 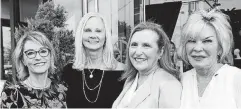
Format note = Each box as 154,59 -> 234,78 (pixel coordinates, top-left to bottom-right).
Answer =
194,64 -> 227,100
23,79 -> 52,90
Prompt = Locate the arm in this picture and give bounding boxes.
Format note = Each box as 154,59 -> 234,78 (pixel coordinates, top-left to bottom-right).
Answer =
159,80 -> 182,108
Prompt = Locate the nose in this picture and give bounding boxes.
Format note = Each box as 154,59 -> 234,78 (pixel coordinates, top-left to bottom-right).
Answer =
34,53 -> 42,60
193,41 -> 203,52
134,46 -> 143,56
89,35 -> 97,39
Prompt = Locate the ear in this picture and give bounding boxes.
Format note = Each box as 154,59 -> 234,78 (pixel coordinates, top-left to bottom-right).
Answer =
158,47 -> 164,58
217,49 -> 222,56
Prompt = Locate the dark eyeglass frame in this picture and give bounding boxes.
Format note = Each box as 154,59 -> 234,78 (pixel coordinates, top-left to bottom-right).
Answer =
24,47 -> 50,59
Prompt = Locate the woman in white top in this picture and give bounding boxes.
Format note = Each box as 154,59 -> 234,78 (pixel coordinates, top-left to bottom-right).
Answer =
178,8 -> 241,108
112,22 -> 182,108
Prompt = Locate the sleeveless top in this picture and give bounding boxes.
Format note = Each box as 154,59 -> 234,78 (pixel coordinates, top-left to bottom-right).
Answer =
180,64 -> 241,109
62,63 -> 124,108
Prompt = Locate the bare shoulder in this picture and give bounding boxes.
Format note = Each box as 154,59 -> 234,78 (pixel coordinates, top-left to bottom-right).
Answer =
114,61 -> 126,71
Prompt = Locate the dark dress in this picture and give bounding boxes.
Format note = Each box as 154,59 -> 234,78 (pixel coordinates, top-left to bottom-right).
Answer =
62,63 -> 124,108
0,81 -> 67,108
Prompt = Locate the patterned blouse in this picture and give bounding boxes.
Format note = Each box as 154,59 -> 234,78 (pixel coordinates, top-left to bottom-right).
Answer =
0,80 -> 67,108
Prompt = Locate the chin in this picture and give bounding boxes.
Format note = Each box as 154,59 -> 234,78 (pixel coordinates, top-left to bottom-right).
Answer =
33,68 -> 49,74
192,64 -> 207,69
135,66 -> 147,72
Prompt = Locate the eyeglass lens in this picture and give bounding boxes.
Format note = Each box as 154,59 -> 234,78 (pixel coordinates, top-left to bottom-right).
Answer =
24,48 -> 49,59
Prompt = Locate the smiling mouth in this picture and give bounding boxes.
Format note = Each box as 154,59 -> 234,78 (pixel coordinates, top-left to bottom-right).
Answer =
34,62 -> 46,66
88,40 -> 99,43
191,56 -> 205,61
134,58 -> 146,62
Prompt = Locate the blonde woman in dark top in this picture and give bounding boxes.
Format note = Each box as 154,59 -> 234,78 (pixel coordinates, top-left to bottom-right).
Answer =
62,12 -> 125,108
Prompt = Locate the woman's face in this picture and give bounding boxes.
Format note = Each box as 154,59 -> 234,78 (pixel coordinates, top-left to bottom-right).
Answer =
22,40 -> 51,75
82,17 -> 106,51
186,25 -> 219,70
129,30 -> 162,73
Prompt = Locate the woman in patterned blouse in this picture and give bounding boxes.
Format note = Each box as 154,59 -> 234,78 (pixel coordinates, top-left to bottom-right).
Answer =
0,31 -> 67,108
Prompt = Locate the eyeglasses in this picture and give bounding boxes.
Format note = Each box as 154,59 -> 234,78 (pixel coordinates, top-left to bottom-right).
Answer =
24,48 -> 50,59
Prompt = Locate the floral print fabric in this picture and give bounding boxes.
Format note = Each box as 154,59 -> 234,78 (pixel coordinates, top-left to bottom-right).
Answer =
0,81 -> 67,108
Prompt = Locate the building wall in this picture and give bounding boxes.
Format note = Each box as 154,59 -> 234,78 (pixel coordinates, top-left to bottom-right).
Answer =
1,0 -> 10,19
19,0 -> 40,22
118,0 -> 134,28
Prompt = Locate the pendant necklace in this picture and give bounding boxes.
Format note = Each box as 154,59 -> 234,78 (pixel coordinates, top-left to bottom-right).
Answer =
88,69 -> 95,79
82,69 -> 105,103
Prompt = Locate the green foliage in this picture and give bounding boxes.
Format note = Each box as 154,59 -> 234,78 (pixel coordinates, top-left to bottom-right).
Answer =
14,1 -> 74,76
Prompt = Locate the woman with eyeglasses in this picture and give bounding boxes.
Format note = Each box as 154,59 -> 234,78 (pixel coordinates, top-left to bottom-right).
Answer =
0,31 -> 67,108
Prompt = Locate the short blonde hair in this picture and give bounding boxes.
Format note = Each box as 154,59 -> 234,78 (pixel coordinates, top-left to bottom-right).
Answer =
73,12 -> 117,70
12,31 -> 56,80
178,9 -> 234,65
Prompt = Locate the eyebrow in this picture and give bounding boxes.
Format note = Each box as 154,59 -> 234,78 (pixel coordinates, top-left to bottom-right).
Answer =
204,36 -> 214,39
84,28 -> 91,30
24,47 -> 47,52
24,49 -> 35,52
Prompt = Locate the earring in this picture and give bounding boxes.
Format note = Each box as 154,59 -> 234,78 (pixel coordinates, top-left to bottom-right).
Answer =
158,56 -> 162,62
217,53 -> 221,62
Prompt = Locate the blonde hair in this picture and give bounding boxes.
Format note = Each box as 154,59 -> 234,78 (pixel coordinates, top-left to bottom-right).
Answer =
73,12 -> 117,70
12,31 -> 56,80
121,21 -> 180,80
178,9 -> 234,65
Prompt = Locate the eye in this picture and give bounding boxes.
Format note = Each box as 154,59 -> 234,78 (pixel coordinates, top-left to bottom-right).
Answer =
187,39 -> 196,43
26,51 -> 35,56
40,48 -> 48,54
143,43 -> 151,48
84,28 -> 91,32
130,42 -> 138,47
39,48 -> 49,56
95,29 -> 102,32
203,39 -> 212,43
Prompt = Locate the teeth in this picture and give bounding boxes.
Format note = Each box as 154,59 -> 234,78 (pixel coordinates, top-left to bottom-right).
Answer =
35,63 -> 45,66
88,40 -> 99,43
135,58 -> 145,62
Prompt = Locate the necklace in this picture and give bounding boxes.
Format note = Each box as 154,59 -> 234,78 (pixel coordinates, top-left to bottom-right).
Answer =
82,70 -> 105,103
83,69 -> 103,90
88,69 -> 95,79
26,77 -> 50,89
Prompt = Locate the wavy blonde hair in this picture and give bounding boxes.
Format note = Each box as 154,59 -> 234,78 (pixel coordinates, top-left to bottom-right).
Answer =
73,12 -> 117,70
178,9 -> 234,66
12,31 -> 56,80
